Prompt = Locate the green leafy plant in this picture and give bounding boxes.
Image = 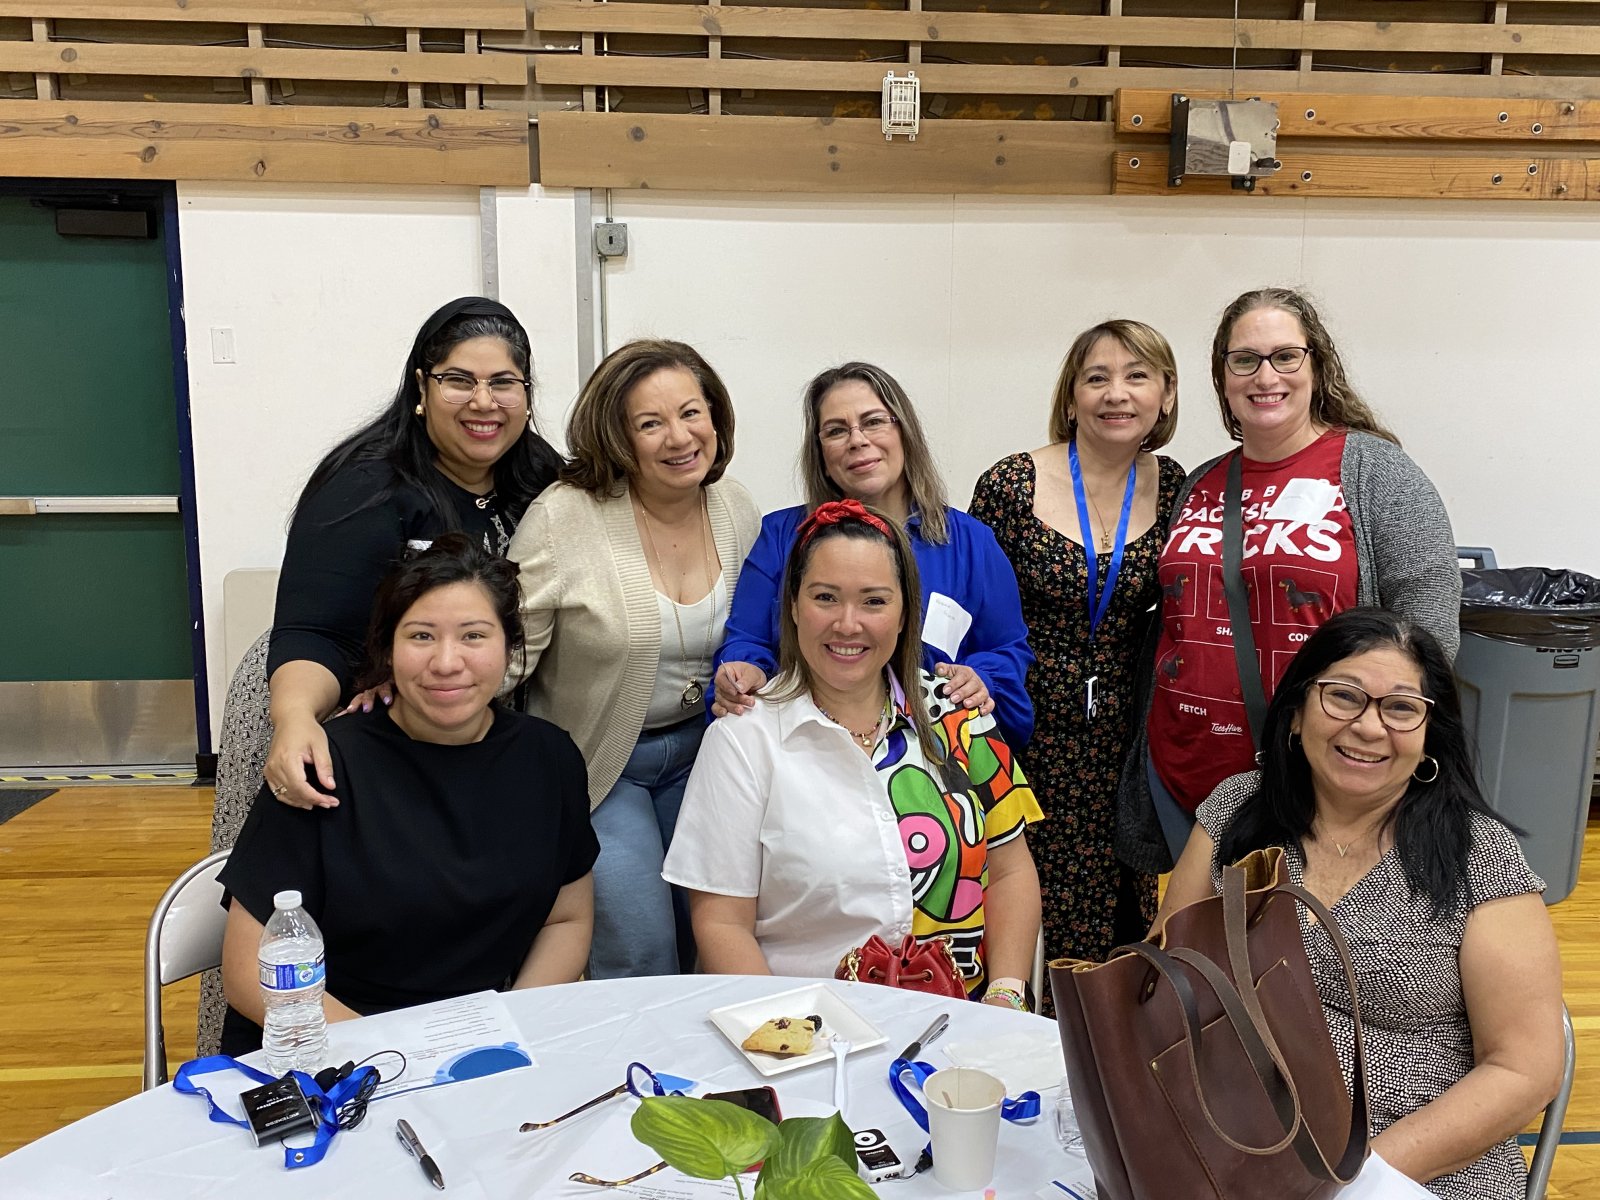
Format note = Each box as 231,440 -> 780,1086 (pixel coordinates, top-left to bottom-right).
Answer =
631,1095 -> 877,1199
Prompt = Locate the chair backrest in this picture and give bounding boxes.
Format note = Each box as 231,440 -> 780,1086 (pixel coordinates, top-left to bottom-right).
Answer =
142,850 -> 230,1091
1526,1002 -> 1577,1200
222,567 -> 279,680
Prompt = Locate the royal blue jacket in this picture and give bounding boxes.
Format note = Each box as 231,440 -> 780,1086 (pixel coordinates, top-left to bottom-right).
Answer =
713,504 -> 1035,747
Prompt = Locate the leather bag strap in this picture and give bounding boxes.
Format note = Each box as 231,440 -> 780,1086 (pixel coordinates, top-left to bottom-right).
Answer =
1215,863 -> 1370,1182
1118,940 -> 1305,1157
1222,452 -> 1269,746
1270,878 -> 1373,1184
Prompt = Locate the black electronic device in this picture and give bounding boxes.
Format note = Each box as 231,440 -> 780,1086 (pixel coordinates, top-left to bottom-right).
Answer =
239,1074 -> 319,1146
704,1085 -> 783,1125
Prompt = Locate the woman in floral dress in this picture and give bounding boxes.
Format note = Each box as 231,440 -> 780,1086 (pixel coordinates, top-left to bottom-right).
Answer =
970,320 -> 1183,992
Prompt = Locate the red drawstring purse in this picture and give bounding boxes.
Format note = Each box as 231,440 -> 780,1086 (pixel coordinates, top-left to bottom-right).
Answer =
835,934 -> 967,999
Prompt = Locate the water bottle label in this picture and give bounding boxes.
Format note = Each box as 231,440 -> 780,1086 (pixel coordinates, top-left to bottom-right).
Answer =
259,952 -> 326,992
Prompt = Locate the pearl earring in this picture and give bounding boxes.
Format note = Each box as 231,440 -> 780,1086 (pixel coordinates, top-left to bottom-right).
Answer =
414,402 -> 424,416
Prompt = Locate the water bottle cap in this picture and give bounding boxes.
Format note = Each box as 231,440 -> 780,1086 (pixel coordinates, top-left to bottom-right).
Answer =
273,889 -> 303,910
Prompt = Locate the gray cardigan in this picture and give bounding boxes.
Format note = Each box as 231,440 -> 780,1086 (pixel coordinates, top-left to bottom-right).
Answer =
1115,429 -> 1461,874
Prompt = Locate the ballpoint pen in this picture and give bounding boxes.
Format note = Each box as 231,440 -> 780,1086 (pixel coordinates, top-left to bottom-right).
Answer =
397,1118 -> 446,1190
898,1012 -> 950,1062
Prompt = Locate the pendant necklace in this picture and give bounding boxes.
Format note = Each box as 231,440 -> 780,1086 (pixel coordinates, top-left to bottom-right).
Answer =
818,693 -> 891,752
638,493 -> 718,709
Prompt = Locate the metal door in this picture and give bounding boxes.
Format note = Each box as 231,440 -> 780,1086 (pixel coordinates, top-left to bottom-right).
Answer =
0,190 -> 196,769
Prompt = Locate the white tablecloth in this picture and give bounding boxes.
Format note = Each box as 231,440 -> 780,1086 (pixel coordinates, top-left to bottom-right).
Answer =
0,975 -> 1430,1199
0,977 -> 1082,1199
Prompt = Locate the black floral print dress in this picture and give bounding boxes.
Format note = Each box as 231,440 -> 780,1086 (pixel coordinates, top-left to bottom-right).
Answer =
970,452 -> 1184,994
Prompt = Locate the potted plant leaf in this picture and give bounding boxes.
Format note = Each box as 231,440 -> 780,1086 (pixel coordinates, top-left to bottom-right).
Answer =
631,1095 -> 878,1199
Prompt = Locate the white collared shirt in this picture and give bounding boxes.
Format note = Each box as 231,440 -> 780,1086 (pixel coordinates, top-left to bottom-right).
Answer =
662,670 -> 1040,984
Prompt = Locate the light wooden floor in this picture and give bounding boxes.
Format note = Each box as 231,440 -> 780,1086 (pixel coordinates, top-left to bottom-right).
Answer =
0,785 -> 1596,1197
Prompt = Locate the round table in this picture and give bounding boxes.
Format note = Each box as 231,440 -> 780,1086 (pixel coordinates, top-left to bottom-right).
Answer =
0,976 -> 1082,1199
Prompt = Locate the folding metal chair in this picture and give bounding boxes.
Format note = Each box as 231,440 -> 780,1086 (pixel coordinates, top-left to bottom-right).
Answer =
142,850 -> 229,1090
1526,1002 -> 1578,1200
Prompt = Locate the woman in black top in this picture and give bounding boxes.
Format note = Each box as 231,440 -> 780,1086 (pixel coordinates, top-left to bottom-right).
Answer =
203,298 -> 562,1052
219,535 -> 598,1054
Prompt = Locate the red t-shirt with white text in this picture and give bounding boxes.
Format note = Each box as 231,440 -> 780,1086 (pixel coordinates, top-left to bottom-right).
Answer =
1147,431 -> 1357,811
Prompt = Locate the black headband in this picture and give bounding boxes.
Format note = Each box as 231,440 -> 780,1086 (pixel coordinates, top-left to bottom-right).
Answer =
406,296 -> 525,377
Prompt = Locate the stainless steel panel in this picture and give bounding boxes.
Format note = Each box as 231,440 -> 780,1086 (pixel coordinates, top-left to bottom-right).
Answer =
0,680 -> 196,768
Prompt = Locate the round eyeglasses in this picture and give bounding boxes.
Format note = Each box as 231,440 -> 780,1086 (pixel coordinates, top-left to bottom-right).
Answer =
1312,679 -> 1434,733
426,371 -> 530,408
819,412 -> 899,445
1223,346 -> 1313,377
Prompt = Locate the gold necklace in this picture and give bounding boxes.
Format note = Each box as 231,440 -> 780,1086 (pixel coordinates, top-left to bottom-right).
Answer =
637,493 -> 717,709
1078,461 -> 1133,553
817,694 -> 891,752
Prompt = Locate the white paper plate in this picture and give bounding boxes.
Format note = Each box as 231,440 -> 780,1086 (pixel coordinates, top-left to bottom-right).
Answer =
708,983 -> 887,1077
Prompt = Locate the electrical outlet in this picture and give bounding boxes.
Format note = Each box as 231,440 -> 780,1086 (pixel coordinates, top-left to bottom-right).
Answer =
594,222 -> 629,259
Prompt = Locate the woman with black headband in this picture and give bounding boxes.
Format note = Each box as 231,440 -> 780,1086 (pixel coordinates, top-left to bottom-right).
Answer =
202,298 -> 563,1048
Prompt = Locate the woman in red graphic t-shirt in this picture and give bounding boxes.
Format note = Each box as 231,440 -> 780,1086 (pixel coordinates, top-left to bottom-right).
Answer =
1118,288 -> 1460,870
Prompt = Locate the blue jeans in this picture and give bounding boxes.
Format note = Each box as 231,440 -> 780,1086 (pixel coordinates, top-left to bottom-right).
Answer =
588,718 -> 704,979
1148,752 -> 1197,867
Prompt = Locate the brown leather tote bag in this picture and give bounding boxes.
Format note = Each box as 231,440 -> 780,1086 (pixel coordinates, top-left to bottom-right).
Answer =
1049,847 -> 1370,1200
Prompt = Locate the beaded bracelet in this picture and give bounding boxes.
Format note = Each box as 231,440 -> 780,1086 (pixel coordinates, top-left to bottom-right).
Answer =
983,984 -> 1027,1011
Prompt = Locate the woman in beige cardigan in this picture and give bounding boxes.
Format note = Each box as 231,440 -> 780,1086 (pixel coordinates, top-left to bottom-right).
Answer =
509,339 -> 760,978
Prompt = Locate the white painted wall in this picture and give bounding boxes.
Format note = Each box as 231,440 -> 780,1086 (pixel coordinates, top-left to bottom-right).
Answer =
598,192 -> 1600,574
176,184 -> 1600,736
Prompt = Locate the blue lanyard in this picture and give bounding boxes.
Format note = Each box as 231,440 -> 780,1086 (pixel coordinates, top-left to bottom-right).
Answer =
173,1055 -> 376,1169
1068,440 -> 1137,640
888,1056 -> 1041,1166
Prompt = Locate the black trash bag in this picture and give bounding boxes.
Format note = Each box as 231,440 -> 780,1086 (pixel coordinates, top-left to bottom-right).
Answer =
1459,567 -> 1600,649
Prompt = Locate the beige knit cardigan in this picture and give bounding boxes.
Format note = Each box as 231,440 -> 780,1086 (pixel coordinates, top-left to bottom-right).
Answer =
508,476 -> 761,810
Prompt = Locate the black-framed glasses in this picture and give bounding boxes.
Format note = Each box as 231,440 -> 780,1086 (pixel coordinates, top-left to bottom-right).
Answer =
1223,346 -> 1313,377
819,412 -> 899,445
518,1062 -> 680,1132
425,370 -> 530,407
1312,679 -> 1434,732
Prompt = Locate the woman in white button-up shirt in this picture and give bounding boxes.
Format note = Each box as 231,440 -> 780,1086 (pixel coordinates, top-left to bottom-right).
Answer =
663,500 -> 1043,1006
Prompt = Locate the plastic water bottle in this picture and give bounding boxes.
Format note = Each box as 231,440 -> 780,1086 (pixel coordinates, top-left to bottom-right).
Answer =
259,889 -> 327,1076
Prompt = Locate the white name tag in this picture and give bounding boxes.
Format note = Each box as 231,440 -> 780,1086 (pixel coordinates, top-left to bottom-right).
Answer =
922,591 -> 973,662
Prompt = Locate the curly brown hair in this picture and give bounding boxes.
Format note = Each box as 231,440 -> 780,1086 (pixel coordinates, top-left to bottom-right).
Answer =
1210,288 -> 1398,446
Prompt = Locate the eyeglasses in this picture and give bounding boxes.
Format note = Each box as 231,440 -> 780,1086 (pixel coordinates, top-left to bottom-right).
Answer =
522,1063 -> 683,1189
1223,347 -> 1313,377
819,412 -> 899,445
519,1062 -> 681,1133
1312,679 -> 1434,733
425,371 -> 530,407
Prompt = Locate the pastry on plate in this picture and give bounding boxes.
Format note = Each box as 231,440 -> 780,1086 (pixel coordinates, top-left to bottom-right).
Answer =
740,1016 -> 817,1058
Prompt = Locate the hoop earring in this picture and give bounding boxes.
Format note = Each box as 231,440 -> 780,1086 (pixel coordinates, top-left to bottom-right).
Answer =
1413,755 -> 1439,784
414,402 -> 424,417
1287,731 -> 1301,752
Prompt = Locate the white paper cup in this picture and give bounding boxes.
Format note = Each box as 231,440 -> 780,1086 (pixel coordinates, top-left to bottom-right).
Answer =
923,1066 -> 1007,1191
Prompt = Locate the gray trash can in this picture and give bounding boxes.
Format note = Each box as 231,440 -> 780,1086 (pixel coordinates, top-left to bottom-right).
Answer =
1454,563 -> 1600,904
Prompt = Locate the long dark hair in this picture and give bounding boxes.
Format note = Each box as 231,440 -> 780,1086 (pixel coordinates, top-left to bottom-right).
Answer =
356,532 -> 525,693
295,297 -> 563,530
1217,607 -> 1506,916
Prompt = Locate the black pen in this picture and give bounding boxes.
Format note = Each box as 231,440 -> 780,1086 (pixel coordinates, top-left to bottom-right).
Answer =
397,1118 -> 446,1190
898,1012 -> 950,1062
